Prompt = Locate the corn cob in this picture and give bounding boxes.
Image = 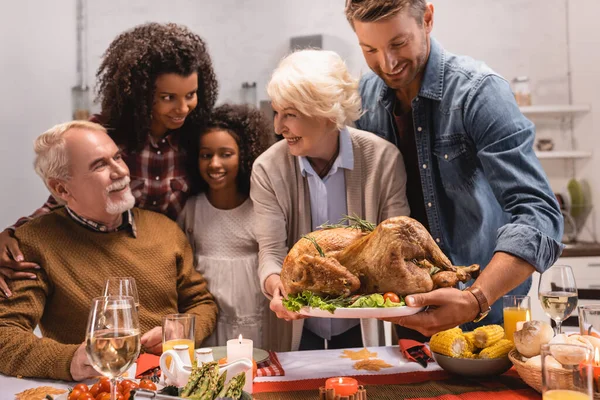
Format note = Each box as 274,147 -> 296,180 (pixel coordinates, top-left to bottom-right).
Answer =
430,327 -> 469,357
462,350 -> 479,359
463,331 -> 477,351
473,324 -> 504,348
479,339 -> 514,359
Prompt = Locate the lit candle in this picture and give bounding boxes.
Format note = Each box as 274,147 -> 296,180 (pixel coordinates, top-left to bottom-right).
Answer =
226,334 -> 254,394
325,377 -> 358,396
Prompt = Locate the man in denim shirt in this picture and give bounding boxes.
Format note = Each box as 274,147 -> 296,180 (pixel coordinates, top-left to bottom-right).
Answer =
345,0 -> 564,336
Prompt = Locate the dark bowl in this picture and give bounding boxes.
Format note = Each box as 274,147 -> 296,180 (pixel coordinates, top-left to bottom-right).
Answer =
432,352 -> 513,377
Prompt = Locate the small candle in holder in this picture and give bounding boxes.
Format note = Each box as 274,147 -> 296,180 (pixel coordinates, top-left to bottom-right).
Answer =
325,377 -> 358,396
226,334 -> 253,394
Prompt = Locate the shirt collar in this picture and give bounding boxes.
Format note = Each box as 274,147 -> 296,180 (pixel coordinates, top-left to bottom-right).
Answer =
299,127 -> 354,177
418,37 -> 445,101
147,130 -> 180,151
65,206 -> 137,237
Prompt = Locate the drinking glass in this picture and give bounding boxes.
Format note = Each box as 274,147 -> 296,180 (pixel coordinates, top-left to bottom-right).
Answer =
542,343 -> 593,399
103,277 -> 140,311
86,296 -> 140,400
538,265 -> 578,335
162,314 -> 195,368
579,305 -> 600,337
503,295 -> 531,341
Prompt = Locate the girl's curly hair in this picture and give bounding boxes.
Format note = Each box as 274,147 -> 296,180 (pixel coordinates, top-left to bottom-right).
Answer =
189,104 -> 274,196
96,22 -> 218,150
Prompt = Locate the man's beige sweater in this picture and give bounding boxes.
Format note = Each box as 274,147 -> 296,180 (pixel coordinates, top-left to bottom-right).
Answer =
0,208 -> 217,380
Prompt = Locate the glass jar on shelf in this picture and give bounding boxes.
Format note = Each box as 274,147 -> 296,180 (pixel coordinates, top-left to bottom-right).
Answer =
511,76 -> 532,107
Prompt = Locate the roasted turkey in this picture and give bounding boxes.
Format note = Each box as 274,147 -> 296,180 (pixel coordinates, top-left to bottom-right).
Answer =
281,216 -> 480,297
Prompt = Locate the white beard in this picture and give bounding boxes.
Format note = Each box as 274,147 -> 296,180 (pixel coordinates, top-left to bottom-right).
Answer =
106,187 -> 135,215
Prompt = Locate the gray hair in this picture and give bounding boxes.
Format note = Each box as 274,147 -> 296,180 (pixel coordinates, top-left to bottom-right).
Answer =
34,120 -> 107,203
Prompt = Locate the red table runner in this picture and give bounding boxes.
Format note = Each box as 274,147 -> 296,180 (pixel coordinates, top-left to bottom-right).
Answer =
253,368 -> 541,400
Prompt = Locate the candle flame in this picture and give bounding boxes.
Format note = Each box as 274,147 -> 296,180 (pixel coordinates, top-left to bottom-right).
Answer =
238,334 -> 243,344
595,347 -> 600,365
338,377 -> 343,384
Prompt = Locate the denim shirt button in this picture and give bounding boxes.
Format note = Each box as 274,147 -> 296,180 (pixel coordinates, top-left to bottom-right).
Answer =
444,154 -> 448,159
417,127 -> 423,132
422,164 -> 427,169
427,202 -> 432,207
436,238 -> 441,243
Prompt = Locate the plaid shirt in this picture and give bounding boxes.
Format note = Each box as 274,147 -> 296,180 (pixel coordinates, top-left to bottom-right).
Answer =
9,131 -> 191,230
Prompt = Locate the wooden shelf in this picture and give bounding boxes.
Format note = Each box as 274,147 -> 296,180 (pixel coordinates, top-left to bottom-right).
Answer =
536,150 -> 592,159
520,104 -> 591,116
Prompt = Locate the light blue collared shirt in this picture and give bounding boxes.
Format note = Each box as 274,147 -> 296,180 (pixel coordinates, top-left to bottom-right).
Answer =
299,127 -> 360,341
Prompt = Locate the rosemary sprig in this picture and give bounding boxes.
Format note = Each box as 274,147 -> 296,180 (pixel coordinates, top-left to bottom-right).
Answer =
318,215 -> 376,232
340,214 -> 376,232
318,222 -> 346,230
302,235 -> 326,257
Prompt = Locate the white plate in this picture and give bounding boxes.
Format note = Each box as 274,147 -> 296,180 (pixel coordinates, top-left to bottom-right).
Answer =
298,305 -> 424,319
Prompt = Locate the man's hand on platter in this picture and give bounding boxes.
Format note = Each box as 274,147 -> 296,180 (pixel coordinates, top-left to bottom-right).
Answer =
70,342 -> 99,381
0,229 -> 39,298
381,288 -> 480,337
265,274 -> 308,322
140,326 -> 163,355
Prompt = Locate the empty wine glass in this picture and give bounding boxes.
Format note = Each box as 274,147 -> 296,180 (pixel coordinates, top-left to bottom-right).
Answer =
538,265 -> 578,335
104,277 -> 140,311
86,296 -> 141,400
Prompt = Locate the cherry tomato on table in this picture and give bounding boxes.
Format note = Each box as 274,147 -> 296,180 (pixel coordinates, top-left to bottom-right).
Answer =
119,379 -> 139,392
68,389 -> 82,400
95,393 -> 111,400
77,393 -> 94,400
138,379 -> 157,390
96,377 -> 111,393
73,384 -> 89,393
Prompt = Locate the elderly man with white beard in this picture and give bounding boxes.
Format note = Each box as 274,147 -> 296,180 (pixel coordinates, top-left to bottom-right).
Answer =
0,121 -> 217,381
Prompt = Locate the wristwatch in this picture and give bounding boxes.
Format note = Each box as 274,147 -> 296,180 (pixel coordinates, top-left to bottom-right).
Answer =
466,286 -> 491,323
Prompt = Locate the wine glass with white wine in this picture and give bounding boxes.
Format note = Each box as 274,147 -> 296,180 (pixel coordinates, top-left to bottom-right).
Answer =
538,265 -> 578,335
86,296 -> 141,400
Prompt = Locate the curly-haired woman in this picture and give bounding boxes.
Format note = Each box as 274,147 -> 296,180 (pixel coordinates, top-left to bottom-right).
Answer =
0,22 -> 218,296
178,104 -> 274,347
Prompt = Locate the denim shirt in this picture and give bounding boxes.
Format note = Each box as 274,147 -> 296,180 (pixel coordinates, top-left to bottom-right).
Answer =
356,38 -> 564,327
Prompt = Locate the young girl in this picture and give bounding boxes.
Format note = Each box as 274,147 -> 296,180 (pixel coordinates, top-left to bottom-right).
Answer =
178,104 -> 273,348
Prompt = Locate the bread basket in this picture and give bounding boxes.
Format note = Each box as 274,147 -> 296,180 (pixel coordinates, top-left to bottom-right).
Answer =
509,348 -> 600,399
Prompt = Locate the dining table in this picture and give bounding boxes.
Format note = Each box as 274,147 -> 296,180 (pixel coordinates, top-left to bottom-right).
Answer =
2,345 -> 541,400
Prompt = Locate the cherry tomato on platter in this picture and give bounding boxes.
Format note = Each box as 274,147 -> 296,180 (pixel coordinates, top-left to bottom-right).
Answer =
383,292 -> 401,304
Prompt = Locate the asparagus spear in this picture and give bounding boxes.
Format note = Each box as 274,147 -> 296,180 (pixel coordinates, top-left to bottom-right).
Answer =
217,372 -> 246,399
182,361 -> 210,397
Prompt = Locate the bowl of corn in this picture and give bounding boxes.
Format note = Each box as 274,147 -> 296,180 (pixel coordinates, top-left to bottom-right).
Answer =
430,325 -> 514,377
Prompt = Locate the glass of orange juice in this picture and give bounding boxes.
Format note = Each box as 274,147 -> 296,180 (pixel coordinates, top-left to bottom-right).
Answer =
502,295 -> 531,342
162,313 -> 195,368
542,343 -> 593,399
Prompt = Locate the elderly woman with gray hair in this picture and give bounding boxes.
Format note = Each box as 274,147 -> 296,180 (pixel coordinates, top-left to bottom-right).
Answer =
250,49 -> 410,352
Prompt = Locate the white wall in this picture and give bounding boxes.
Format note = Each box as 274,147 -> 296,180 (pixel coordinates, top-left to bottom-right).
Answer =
1,0 -> 598,240
0,0 -> 76,228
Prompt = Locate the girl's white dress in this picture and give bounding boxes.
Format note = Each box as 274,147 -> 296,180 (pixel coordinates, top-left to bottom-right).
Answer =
178,193 -> 269,347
